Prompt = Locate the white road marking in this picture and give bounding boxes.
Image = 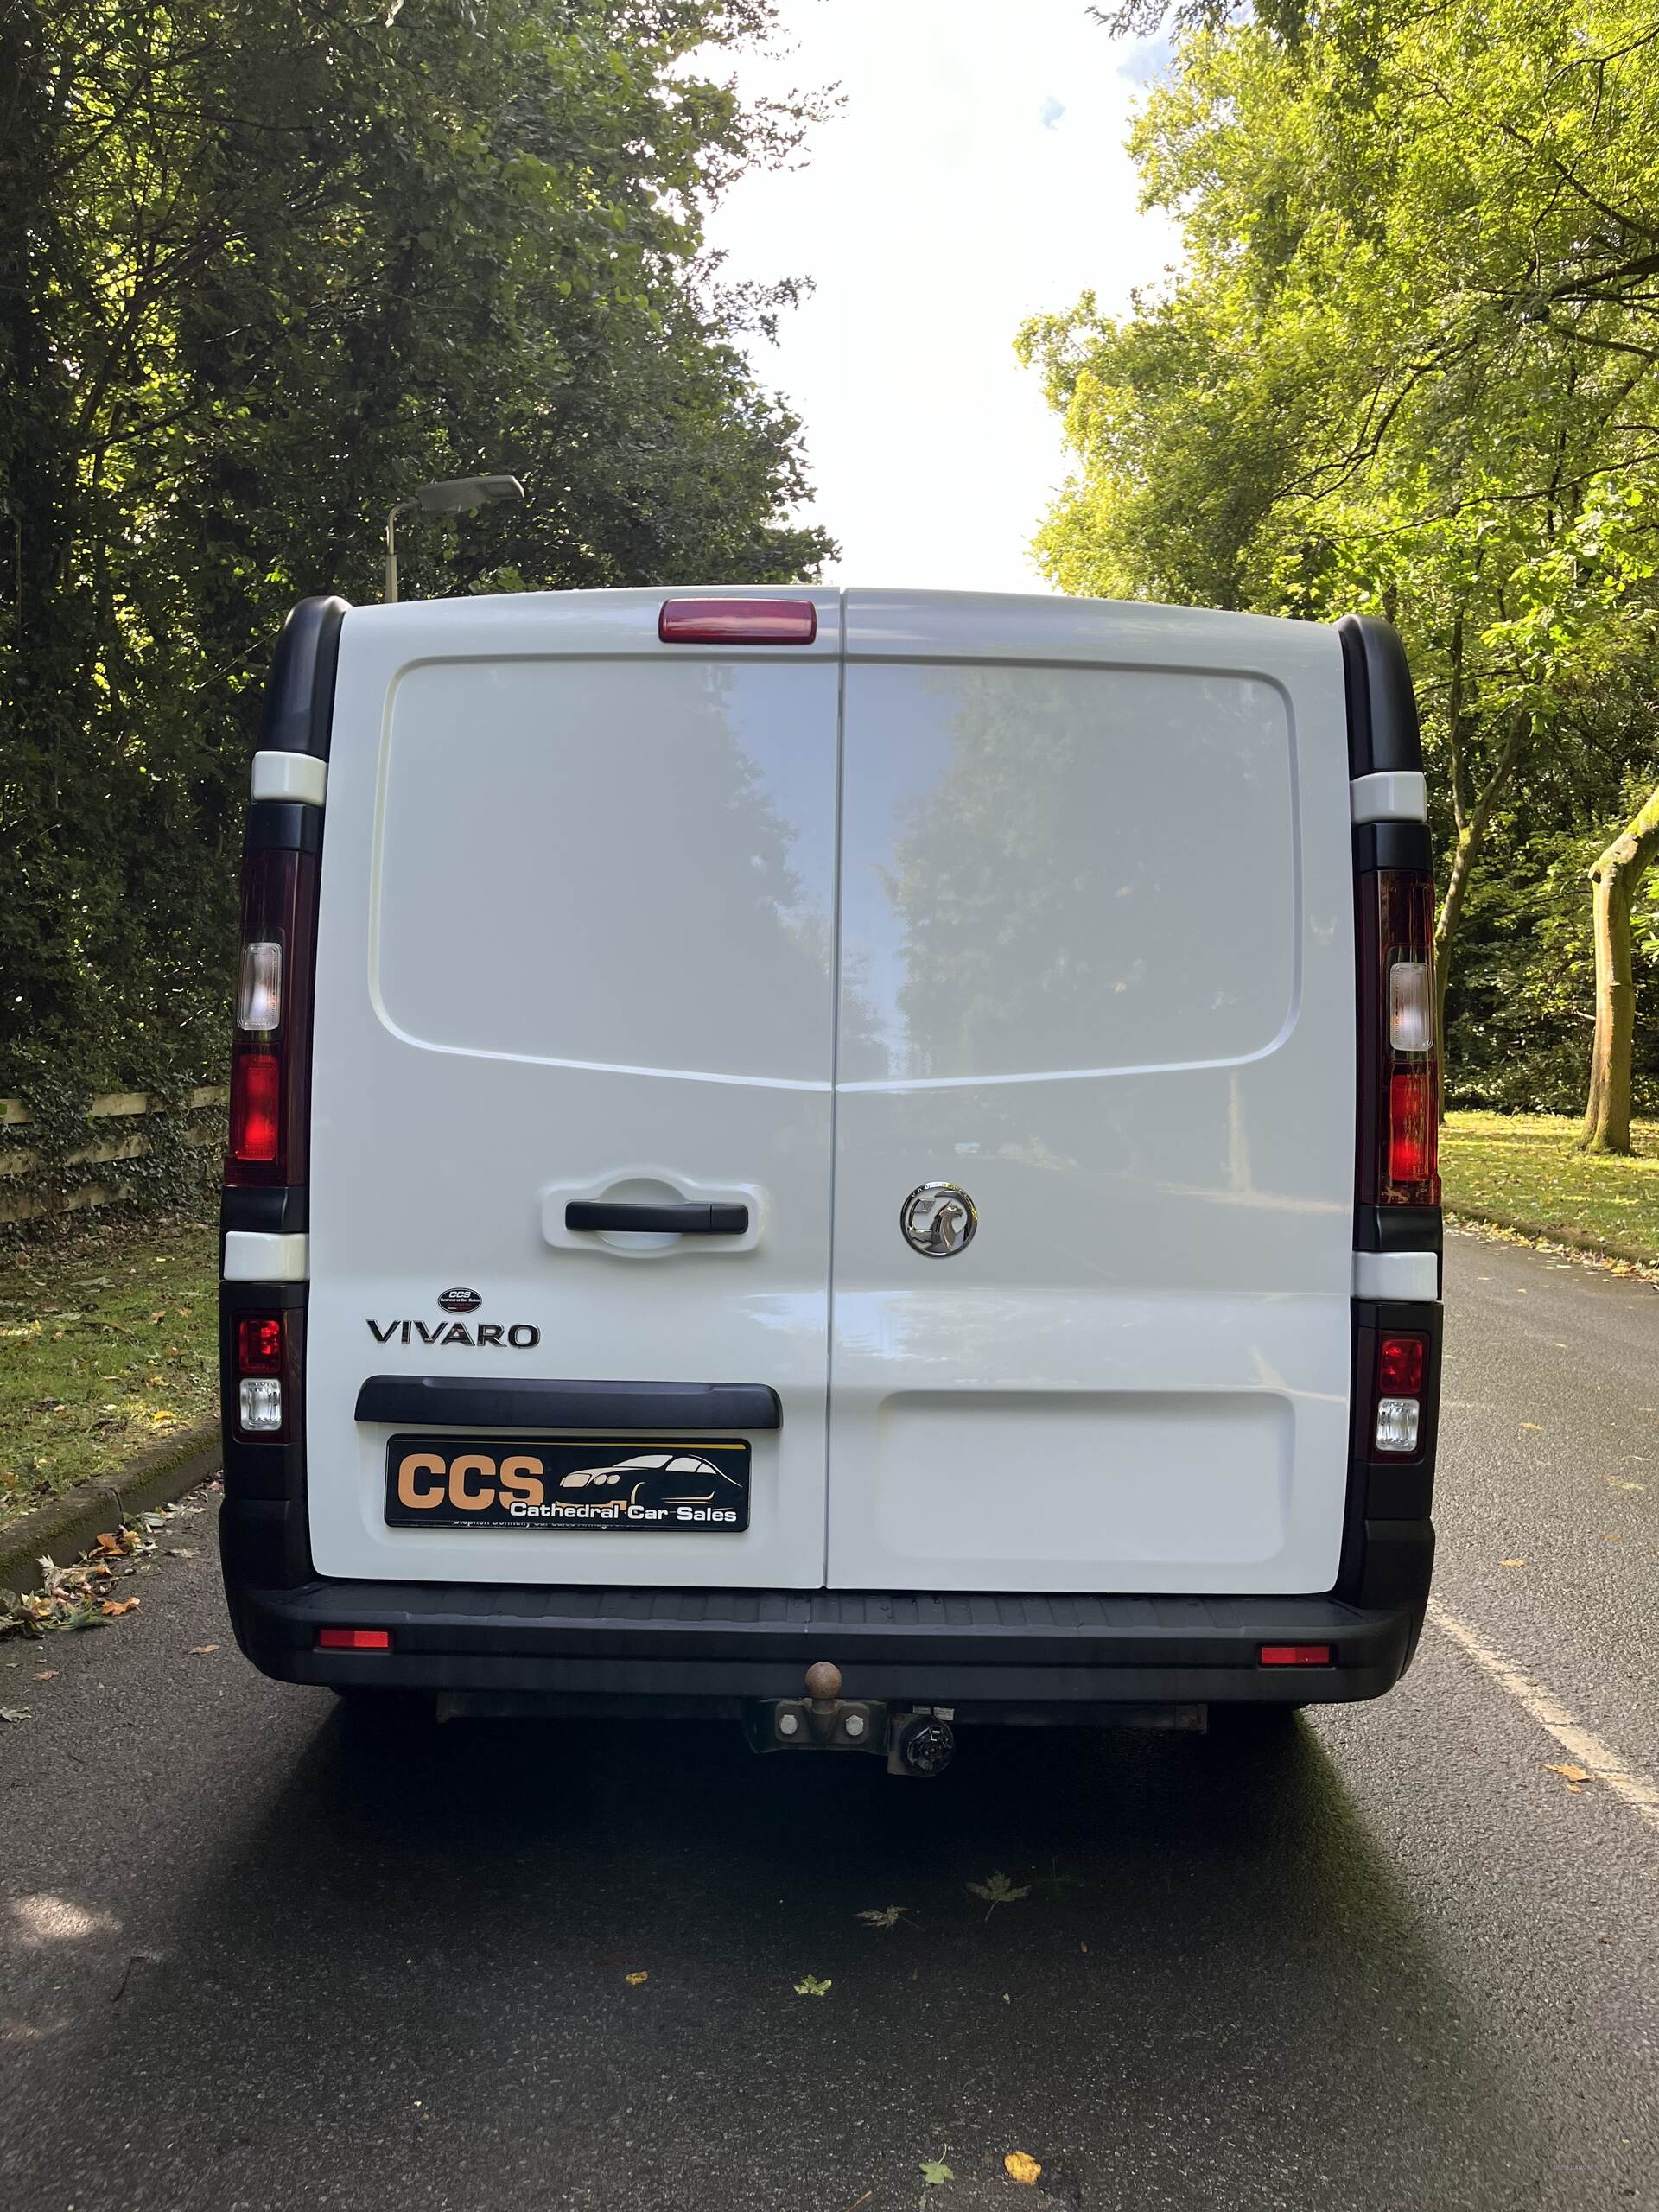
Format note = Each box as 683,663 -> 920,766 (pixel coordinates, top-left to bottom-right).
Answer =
1427,1599 -> 1659,1834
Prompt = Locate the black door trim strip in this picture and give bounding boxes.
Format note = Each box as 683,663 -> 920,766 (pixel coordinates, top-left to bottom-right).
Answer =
353,1376 -> 781,1430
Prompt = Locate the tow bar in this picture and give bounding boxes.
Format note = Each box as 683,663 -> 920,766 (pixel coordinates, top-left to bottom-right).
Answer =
745,1661 -> 957,1776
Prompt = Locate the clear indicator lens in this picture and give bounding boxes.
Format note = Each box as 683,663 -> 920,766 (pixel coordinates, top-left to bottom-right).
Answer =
237,941 -> 283,1031
238,1376 -> 283,1433
1389,959 -> 1433,1053
1375,1396 -> 1421,1454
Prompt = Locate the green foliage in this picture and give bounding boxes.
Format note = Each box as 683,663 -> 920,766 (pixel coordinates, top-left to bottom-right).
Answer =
0,0 -> 832,1133
1022,0 -> 1659,1096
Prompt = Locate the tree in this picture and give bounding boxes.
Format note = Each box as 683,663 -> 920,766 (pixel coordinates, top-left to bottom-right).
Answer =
1020,0 -> 1659,1092
1583,783 -> 1659,1149
0,0 -> 832,1109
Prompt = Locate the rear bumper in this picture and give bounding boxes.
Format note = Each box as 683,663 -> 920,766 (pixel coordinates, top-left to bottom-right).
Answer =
222,1529 -> 1433,1713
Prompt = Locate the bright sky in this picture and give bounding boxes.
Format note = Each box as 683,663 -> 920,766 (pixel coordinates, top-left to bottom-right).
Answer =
703,0 -> 1176,592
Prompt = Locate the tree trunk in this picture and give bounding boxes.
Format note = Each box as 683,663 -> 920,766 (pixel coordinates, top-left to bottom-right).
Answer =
1581,782 -> 1659,1154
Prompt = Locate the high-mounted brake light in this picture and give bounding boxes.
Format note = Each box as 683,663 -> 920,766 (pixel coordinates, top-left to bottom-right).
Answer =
226,842 -> 319,1185
658,597 -> 817,645
1358,869 -> 1440,1207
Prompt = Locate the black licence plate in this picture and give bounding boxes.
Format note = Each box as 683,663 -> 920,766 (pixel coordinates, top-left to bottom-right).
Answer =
384,1436 -> 750,1532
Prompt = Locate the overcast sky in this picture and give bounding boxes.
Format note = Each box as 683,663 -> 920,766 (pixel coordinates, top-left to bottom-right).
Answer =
702,0 -> 1177,593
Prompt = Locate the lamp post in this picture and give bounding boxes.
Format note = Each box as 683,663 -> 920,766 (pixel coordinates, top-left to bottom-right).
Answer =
383,474 -> 525,602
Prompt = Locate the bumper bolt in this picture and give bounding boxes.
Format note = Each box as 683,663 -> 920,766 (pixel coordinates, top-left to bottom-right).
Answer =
843,1713 -> 867,1739
778,1710 -> 800,1738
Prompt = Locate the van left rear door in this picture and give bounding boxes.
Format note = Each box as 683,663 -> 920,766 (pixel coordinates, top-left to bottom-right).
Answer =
304,588 -> 842,1589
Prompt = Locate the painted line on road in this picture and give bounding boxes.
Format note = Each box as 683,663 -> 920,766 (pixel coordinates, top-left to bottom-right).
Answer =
1427,1599 -> 1659,1834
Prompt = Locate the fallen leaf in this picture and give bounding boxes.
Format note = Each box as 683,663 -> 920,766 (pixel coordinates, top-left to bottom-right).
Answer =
918,2156 -> 953,2187
1500,1558 -> 1527,1568
188,1644 -> 220,1656
99,1599 -> 139,1618
625,1970 -> 648,1986
33,1670 -> 56,1681
793,1974 -> 832,1998
858,1905 -> 912,1929
967,1870 -> 1031,1919
1005,2152 -> 1043,2186
167,1547 -> 199,1559
1547,1763 -> 1591,1783
94,1531 -> 123,1554
0,1707 -> 28,1722
1520,1421 -> 1541,1430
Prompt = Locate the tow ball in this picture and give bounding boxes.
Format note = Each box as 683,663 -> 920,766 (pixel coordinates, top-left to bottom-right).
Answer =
746,1662 -> 957,1775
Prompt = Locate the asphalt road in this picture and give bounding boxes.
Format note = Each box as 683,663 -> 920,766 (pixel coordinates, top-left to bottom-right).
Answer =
2,1230 -> 1656,2212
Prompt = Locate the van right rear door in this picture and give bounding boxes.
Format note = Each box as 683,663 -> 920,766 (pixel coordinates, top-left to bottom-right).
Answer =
825,591 -> 1357,1597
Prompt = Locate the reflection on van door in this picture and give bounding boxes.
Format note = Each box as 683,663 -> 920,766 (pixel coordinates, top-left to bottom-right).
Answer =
304,595 -> 841,1588
825,601 -> 1357,1596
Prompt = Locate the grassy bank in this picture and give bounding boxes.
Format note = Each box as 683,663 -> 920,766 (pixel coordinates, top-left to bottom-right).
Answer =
1441,1110 -> 1659,1264
0,1215 -> 217,1528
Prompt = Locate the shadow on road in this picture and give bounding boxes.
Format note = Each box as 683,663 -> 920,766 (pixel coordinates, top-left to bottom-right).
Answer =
3,1699 -> 1558,2211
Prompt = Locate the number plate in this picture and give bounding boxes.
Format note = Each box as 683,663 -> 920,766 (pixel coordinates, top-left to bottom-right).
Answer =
384,1437 -> 750,1532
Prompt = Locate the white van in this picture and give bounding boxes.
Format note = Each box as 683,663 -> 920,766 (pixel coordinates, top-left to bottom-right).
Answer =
219,588 -> 1442,1765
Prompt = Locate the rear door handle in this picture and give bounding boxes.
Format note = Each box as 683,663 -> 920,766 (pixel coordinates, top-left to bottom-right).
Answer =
564,1200 -> 750,1235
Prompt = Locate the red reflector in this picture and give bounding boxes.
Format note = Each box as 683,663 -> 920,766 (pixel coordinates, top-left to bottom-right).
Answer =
317,1628 -> 391,1651
658,597 -> 817,645
230,1049 -> 281,1163
236,1315 -> 283,1376
1377,1332 -> 1426,1395
1388,1066 -> 1437,1185
1260,1644 -> 1332,1667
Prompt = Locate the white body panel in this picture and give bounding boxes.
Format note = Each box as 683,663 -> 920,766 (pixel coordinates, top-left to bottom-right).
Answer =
306,589 -> 841,1586
826,594 -> 1354,1592
302,586 -> 1356,1594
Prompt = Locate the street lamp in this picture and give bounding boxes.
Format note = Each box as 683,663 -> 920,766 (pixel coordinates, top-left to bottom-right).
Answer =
383,474 -> 525,602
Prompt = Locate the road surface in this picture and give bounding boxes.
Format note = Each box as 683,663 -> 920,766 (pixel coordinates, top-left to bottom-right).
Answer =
2,1230 -> 1656,2211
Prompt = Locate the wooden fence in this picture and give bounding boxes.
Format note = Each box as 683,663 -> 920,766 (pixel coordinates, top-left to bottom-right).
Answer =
0,1088 -> 228,1224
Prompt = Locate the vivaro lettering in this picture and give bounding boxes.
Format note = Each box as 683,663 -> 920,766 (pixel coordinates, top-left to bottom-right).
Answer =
365,1319 -> 540,1348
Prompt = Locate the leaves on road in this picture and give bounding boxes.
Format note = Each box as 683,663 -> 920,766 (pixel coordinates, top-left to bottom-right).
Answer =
188,1644 -> 219,1656
1005,2152 -> 1044,2184
100,1598 -> 139,1618
1500,1558 -> 1527,1567
0,1706 -> 29,1722
918,2152 -> 953,2187
624,1971 -> 648,1986
793,1974 -> 832,1997
1547,1762 -> 1592,1793
967,1871 -> 1031,1919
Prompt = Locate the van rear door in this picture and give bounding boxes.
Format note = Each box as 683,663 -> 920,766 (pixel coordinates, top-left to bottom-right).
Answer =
826,592 -> 1356,1596
305,589 -> 841,1588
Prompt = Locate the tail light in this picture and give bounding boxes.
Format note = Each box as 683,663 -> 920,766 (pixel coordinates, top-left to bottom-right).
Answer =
1370,1328 -> 1428,1458
226,844 -> 319,1185
1358,869 -> 1440,1206
234,1310 -> 288,1436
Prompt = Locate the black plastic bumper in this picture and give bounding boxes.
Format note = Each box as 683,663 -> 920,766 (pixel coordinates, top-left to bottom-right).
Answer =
222,1533 -> 1433,1713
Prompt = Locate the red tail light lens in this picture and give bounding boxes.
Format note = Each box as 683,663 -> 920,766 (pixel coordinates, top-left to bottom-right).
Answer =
229,1049 -> 281,1163
1377,1332 -> 1427,1395
225,843 -> 318,1186
1359,869 -> 1440,1206
658,597 -> 817,645
1389,1067 -> 1437,1186
236,1315 -> 284,1375
1260,1644 -> 1332,1667
317,1627 -> 391,1651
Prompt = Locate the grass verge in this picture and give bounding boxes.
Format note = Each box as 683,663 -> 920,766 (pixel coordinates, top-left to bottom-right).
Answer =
0,1214 -> 217,1529
1441,1110 -> 1659,1265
